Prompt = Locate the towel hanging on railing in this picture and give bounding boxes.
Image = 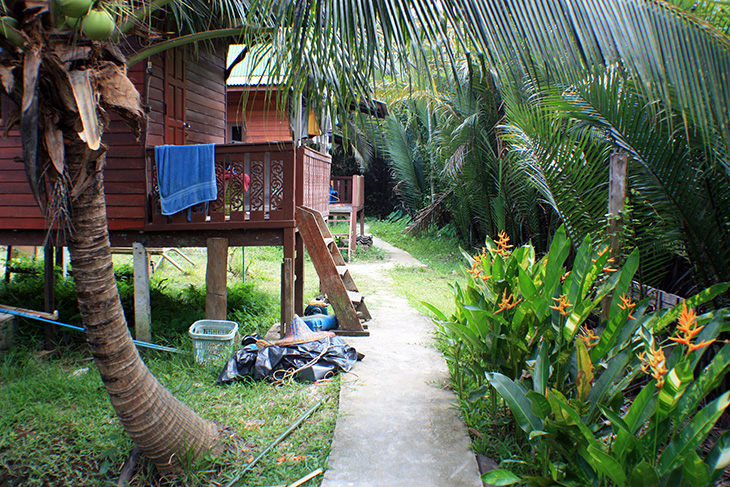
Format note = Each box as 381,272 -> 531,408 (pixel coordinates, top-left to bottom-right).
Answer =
155,144 -> 217,215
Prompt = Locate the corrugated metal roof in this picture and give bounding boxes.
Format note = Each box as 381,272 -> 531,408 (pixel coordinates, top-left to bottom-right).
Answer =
227,44 -> 280,86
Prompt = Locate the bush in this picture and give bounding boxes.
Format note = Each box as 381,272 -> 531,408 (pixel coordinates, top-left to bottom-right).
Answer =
431,226 -> 730,486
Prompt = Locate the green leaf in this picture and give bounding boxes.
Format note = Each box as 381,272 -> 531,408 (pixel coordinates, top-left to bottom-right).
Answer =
575,338 -> 593,402
481,469 -> 521,485
468,384 -> 489,403
422,301 -> 448,321
533,339 -> 549,395
599,406 -> 646,458
657,361 -> 694,419
586,349 -> 631,421
677,337 -> 730,424
542,225 -> 570,296
680,451 -> 710,487
486,372 -> 544,433
586,443 -> 627,485
628,460 -> 659,487
614,381 -> 657,459
518,266 -> 537,301
527,390 -> 551,418
706,429 -> 730,483
657,391 -> 730,475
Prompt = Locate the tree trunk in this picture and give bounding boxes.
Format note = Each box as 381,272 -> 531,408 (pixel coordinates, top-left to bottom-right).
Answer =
65,141 -> 222,475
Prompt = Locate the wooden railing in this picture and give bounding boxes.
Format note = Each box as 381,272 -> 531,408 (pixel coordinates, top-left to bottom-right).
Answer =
331,175 -> 364,209
147,142 -> 330,230
299,145 -> 331,217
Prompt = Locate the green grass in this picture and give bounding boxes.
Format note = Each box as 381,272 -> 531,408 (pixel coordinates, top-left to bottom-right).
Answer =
0,246 -> 339,487
367,217 -> 468,316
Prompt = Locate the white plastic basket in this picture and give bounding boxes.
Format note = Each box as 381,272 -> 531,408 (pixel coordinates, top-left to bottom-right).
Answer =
188,319 -> 239,363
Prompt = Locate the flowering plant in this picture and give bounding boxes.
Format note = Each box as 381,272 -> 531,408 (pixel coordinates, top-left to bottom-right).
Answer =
432,226 -> 730,486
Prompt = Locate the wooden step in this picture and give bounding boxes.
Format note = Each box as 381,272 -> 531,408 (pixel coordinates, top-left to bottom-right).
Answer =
347,290 -> 363,304
296,205 -> 368,333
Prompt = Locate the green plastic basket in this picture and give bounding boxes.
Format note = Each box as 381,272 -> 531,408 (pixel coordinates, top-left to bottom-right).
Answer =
188,319 -> 238,363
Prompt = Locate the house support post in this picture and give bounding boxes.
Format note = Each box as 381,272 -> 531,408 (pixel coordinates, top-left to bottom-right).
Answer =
206,238 -> 228,321
602,152 -> 628,320
281,228 -> 296,336
295,232 -> 304,316
281,258 -> 294,338
133,242 -> 152,342
43,242 -> 55,348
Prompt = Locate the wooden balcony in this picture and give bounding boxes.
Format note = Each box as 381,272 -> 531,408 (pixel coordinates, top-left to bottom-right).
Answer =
145,142 -> 331,232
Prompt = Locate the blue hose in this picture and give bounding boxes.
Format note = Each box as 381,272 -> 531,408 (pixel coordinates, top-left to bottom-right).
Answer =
1,308 -> 188,354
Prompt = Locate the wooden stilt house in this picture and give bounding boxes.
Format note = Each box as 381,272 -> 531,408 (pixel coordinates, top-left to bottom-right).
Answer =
0,41 -> 371,338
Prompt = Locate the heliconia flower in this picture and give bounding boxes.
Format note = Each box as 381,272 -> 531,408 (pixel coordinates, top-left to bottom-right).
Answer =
639,344 -> 667,388
550,294 -> 572,316
580,326 -> 600,349
495,288 -> 522,314
668,302 -> 715,355
494,230 -> 514,255
617,294 -> 636,320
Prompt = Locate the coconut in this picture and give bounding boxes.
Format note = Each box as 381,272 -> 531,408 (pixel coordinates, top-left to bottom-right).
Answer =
82,9 -> 115,41
57,0 -> 93,18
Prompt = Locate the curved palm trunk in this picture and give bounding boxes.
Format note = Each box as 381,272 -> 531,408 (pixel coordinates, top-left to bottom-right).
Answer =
65,140 -> 222,475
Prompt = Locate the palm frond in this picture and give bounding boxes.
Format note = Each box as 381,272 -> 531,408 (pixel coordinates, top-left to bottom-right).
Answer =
452,0 -> 730,175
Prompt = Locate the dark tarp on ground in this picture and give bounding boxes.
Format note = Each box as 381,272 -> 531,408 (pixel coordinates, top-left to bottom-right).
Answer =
217,334 -> 359,383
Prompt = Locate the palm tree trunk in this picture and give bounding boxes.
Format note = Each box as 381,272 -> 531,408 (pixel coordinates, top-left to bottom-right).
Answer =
65,140 -> 222,475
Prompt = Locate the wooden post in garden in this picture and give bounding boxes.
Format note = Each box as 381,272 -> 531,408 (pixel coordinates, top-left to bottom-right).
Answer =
133,242 -> 152,342
602,152 -> 628,320
206,238 -> 228,321
281,257 -> 294,338
608,152 -> 628,261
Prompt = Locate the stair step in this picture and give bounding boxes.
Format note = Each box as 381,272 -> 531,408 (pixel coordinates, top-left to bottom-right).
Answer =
336,265 -> 348,277
323,238 -> 335,247
347,290 -> 363,303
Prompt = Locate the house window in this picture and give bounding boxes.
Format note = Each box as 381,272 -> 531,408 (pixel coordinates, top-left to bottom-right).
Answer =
232,125 -> 243,142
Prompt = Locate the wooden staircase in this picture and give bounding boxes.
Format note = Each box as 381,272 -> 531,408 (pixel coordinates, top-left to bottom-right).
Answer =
296,206 -> 370,336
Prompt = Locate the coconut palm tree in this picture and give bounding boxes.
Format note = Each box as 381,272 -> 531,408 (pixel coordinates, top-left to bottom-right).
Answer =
0,0 -> 250,475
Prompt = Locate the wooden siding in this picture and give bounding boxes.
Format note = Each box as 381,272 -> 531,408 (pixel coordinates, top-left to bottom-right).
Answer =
227,89 -> 292,143
0,44 -> 227,234
0,95 -> 41,229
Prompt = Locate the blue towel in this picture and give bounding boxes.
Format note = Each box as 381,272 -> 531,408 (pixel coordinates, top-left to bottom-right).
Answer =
155,144 -> 217,215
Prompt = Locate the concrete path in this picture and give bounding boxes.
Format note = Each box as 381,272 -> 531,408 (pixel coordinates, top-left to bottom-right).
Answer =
321,237 -> 483,487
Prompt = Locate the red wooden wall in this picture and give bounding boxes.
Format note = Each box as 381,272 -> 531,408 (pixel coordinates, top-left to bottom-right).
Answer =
227,87 -> 292,143
0,44 -> 227,234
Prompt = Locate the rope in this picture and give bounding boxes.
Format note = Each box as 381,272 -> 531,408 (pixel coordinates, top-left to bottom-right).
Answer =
271,336 -> 336,385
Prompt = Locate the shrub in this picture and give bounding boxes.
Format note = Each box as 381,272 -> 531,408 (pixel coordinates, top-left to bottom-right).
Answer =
431,226 -> 730,486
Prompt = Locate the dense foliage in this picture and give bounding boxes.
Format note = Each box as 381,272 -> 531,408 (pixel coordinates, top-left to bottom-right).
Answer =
431,229 -> 730,485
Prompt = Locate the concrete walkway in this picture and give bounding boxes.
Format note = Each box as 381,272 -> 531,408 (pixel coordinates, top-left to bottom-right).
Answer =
321,237 -> 482,487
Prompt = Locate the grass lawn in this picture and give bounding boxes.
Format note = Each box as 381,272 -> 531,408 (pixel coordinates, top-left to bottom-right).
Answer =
0,246 -> 339,487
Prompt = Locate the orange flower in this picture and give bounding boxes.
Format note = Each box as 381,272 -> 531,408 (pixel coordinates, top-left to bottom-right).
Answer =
550,294 -> 572,316
617,294 -> 636,320
580,326 -> 600,349
668,302 -> 715,355
467,254 -> 483,279
494,230 -> 514,255
495,289 -> 522,314
639,344 -> 667,388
